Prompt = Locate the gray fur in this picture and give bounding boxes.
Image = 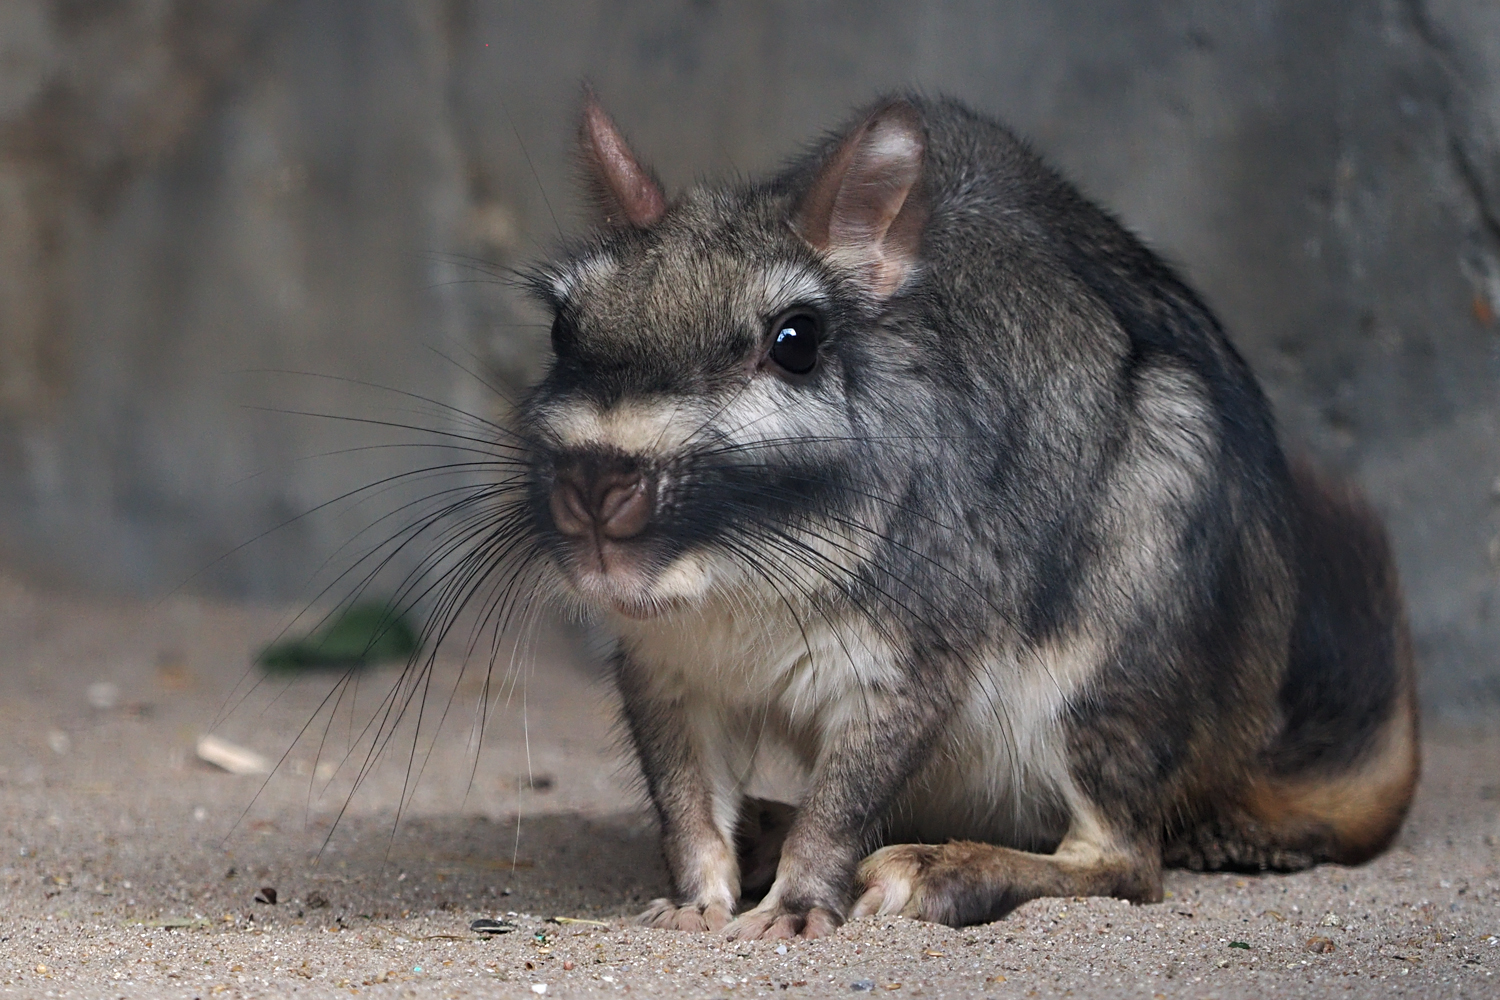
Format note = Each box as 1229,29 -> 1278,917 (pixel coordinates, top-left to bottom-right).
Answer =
507,94 -> 1417,935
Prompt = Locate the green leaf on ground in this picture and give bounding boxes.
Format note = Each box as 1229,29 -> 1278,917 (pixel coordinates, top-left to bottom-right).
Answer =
257,602 -> 420,673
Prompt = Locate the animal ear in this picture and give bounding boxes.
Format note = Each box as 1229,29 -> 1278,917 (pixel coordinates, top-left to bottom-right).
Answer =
579,91 -> 667,228
794,100 -> 928,299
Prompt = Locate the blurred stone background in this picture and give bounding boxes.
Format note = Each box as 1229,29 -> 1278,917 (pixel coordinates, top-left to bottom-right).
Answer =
0,0 -> 1494,715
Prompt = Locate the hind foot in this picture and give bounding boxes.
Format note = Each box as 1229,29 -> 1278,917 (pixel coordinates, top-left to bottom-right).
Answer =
853,840 -> 1161,927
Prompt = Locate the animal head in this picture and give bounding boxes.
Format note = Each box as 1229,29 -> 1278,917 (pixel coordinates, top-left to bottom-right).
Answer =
520,94 -> 936,620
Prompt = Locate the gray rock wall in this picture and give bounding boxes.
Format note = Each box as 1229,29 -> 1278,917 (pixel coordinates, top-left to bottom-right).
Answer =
0,1 -> 1494,713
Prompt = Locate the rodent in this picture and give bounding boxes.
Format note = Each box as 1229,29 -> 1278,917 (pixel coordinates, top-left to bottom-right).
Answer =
510,92 -> 1418,938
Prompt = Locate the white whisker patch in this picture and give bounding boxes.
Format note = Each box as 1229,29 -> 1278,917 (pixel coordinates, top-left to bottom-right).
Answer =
644,550 -> 718,605
712,370 -> 852,456
535,396 -> 705,456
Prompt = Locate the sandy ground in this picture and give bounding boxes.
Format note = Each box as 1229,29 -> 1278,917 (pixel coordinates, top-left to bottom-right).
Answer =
0,578 -> 1496,1000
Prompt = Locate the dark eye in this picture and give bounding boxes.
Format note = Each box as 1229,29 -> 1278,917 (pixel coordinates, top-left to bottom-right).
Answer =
768,311 -> 821,375
550,313 -> 576,356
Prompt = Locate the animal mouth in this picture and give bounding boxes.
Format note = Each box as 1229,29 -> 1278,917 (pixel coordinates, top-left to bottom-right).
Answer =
550,528 -> 719,620
543,447 -> 689,618
560,541 -> 662,617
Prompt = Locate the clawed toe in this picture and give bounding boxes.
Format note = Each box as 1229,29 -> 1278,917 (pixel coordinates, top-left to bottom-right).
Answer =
636,898 -> 732,932
723,905 -> 840,940
853,845 -> 938,919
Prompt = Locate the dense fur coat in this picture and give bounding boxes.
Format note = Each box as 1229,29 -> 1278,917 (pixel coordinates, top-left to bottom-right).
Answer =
515,94 -> 1417,937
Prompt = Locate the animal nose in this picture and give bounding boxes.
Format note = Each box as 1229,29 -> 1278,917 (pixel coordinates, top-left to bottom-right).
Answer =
549,458 -> 653,541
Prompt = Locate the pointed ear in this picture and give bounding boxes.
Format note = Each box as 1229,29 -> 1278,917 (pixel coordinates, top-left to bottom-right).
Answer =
794,100 -> 928,299
579,91 -> 667,228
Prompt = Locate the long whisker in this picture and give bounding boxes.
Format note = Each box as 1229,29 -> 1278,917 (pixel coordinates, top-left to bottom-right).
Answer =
240,404 -> 530,454
233,367 -> 520,436
710,500 -> 1028,776
207,476 -> 524,730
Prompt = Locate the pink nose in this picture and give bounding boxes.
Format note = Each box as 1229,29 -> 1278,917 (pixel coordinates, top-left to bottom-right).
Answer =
549,462 -> 652,541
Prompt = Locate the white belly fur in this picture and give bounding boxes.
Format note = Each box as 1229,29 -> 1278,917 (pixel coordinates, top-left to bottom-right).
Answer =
612,593 -> 1100,851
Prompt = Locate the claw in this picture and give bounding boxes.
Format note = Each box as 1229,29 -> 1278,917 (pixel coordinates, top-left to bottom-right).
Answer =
636,898 -> 731,932
723,904 -> 841,940
854,845 -> 921,917
636,898 -> 675,928
850,884 -> 886,919
801,907 -> 840,938
702,903 -> 732,931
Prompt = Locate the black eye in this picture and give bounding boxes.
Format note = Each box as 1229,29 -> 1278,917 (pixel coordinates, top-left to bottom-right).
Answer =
768,311 -> 821,375
550,313 -> 576,356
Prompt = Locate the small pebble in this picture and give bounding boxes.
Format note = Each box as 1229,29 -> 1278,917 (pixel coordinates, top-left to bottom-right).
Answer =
776,943 -> 788,955
254,886 -> 278,905
851,980 -> 876,992
531,985 -> 548,995
87,681 -> 121,710
195,734 -> 271,776
470,917 -> 517,935
1306,935 -> 1336,954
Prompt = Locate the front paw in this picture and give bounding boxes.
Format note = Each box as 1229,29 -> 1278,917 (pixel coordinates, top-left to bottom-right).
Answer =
636,898 -> 733,932
722,901 -> 841,940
